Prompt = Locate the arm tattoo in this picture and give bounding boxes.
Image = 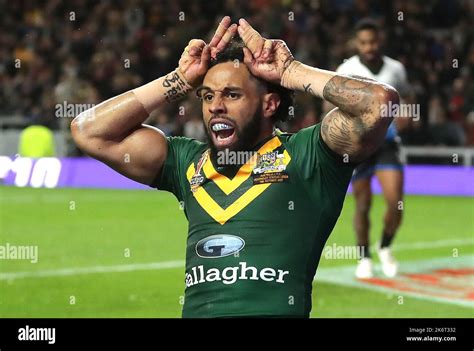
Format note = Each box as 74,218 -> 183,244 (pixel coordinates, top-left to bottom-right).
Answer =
303,83 -> 314,94
323,75 -> 375,117
321,113 -> 355,153
321,74 -> 393,160
162,71 -> 192,102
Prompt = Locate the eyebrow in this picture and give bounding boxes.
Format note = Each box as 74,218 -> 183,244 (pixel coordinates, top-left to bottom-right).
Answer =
196,85 -> 244,98
197,86 -> 243,92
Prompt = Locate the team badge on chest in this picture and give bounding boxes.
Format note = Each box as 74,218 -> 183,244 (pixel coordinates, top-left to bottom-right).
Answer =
252,150 -> 290,184
190,150 -> 209,193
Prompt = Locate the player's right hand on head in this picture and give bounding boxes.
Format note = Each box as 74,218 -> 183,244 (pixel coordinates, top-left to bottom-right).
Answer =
178,39 -> 211,88
178,16 -> 237,88
238,18 -> 294,85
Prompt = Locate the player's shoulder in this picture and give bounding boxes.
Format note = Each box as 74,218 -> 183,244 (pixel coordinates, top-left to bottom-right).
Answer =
336,55 -> 360,72
167,134 -> 205,147
382,55 -> 405,72
281,123 -> 354,172
166,135 -> 207,160
279,124 -> 321,148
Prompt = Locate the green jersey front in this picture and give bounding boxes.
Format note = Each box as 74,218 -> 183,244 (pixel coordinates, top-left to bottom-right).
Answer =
151,123 -> 355,317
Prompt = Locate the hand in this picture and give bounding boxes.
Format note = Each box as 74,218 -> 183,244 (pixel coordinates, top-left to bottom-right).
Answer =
208,16 -> 238,60
237,18 -> 294,85
178,16 -> 237,87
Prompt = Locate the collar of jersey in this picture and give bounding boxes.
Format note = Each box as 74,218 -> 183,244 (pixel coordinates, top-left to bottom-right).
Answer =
186,135 -> 291,225
203,135 -> 282,195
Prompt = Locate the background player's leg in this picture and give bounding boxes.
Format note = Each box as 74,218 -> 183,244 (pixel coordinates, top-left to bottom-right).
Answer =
353,176 -> 373,278
375,168 -> 403,277
376,169 -> 403,246
353,177 -> 373,253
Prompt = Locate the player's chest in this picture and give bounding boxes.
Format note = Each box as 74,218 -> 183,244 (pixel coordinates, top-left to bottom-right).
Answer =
184,136 -> 298,225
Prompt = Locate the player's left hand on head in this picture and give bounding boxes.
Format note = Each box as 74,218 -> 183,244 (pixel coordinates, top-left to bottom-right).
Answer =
208,16 -> 238,60
238,18 -> 295,85
178,16 -> 237,88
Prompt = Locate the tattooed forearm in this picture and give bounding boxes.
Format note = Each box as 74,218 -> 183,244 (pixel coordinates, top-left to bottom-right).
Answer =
321,109 -> 381,161
320,74 -> 399,160
162,71 -> 193,102
322,75 -> 378,117
280,60 -> 399,159
303,83 -> 314,94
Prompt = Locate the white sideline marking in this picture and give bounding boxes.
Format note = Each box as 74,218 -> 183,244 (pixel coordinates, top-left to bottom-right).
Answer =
315,255 -> 474,308
0,260 -> 184,280
389,238 -> 474,251
0,238 -> 472,281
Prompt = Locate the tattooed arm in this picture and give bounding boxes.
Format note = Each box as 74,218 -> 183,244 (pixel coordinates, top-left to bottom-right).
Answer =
70,70 -> 193,185
71,17 -> 236,185
281,62 -> 399,162
237,18 -> 399,162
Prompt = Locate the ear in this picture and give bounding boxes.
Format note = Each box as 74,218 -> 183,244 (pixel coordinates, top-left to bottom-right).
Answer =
261,93 -> 281,119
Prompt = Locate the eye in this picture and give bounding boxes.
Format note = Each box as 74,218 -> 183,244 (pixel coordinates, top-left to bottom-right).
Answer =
203,93 -> 214,102
226,92 -> 241,100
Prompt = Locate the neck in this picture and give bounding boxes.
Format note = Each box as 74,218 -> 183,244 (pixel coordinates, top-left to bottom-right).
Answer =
251,122 -> 276,149
360,55 -> 382,68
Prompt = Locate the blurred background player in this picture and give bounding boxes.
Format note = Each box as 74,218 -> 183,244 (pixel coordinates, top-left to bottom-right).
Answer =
326,19 -> 411,279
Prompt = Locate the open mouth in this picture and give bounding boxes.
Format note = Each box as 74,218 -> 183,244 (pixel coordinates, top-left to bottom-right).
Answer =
209,118 -> 236,148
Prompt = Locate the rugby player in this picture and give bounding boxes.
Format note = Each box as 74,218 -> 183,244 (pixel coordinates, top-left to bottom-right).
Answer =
71,16 -> 399,317
326,19 -> 409,279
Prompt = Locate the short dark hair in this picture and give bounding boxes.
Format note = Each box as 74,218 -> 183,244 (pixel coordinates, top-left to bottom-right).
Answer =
355,18 -> 380,34
208,36 -> 294,123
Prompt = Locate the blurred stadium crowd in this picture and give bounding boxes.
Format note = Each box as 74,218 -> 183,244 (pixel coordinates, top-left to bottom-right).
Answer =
1,0 -> 473,156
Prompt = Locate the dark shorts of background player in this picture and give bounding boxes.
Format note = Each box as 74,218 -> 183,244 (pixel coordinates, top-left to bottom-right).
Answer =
352,139 -> 403,181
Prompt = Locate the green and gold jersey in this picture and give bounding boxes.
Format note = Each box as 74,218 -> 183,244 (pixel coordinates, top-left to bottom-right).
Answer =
151,123 -> 355,317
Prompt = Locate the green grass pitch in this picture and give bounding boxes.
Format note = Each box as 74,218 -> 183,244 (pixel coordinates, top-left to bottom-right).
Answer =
0,186 -> 472,317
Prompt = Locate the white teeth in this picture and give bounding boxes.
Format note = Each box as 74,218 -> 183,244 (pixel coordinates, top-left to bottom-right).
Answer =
212,123 -> 233,131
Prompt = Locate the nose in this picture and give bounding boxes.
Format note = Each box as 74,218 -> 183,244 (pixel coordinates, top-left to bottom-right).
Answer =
208,93 -> 226,115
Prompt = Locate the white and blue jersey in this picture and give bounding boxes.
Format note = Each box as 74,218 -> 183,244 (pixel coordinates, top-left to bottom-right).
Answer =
385,122 -> 398,142
336,55 -> 408,178
336,55 -> 409,142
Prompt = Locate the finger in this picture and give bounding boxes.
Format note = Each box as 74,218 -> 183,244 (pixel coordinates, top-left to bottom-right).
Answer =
188,46 -> 202,57
238,18 -> 264,58
184,39 -> 205,57
188,39 -> 206,51
210,47 -> 219,60
238,18 -> 252,31
189,39 -> 206,47
215,23 -> 237,52
260,39 -> 273,60
209,16 -> 231,48
198,45 -> 211,72
242,47 -> 255,67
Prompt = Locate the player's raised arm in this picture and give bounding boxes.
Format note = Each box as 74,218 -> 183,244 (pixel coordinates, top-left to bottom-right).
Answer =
71,16 -> 236,185
238,18 -> 399,162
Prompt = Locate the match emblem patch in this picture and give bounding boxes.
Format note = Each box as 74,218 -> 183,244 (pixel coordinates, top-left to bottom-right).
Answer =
189,150 -> 209,193
252,149 -> 290,185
